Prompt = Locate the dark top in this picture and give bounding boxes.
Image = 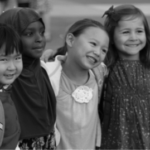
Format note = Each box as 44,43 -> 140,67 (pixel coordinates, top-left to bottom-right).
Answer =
101,60 -> 150,149
11,57 -> 56,139
0,88 -> 20,149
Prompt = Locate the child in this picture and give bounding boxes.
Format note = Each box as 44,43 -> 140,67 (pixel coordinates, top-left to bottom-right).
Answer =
45,18 -> 109,149
0,24 -> 22,149
101,4 -> 150,149
0,8 -> 56,149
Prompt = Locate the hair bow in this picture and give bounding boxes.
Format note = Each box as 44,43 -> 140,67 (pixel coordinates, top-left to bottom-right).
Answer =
102,5 -> 114,18
102,5 -> 119,22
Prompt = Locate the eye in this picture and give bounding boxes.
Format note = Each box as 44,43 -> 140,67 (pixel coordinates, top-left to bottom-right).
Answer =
0,58 -> 7,62
102,49 -> 107,54
137,30 -> 144,34
15,55 -> 22,61
40,29 -> 45,36
122,31 -> 130,34
90,42 -> 97,46
24,32 -> 33,37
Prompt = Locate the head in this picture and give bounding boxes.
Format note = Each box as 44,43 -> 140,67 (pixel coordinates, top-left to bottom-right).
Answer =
56,18 -> 109,70
0,24 -> 23,86
0,8 -> 46,59
103,5 -> 150,68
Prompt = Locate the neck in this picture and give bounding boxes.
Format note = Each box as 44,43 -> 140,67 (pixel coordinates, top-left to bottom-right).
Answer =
118,52 -> 140,60
63,59 -> 89,85
23,55 -> 39,67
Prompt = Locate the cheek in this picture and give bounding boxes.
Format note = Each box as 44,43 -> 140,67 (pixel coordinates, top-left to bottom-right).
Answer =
101,53 -> 107,62
22,39 -> 33,51
0,64 -> 6,72
143,35 -> 147,45
16,61 -> 23,74
113,33 -> 124,48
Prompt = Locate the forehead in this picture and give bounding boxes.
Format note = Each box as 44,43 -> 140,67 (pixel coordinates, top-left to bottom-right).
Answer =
25,21 -> 44,31
82,27 -> 108,39
118,17 -> 144,29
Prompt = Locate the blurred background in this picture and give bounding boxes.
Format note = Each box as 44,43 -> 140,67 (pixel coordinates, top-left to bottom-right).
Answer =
47,0 -> 150,51
0,0 -> 150,52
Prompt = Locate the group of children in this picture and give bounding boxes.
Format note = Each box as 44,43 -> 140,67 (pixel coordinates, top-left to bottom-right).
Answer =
0,3 -> 150,150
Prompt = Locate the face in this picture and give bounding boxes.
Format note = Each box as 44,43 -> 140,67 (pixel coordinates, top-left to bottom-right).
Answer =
114,17 -> 146,60
67,27 -> 109,70
21,21 -> 46,58
0,44 -> 23,85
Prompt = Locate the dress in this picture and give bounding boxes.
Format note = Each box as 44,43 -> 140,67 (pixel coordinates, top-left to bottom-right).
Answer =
56,70 -> 100,149
0,87 -> 20,149
101,60 -> 150,149
46,57 -> 107,149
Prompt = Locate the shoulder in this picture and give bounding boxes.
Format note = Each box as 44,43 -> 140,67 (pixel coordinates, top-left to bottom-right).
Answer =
41,56 -> 62,76
92,63 -> 108,82
100,62 -> 109,77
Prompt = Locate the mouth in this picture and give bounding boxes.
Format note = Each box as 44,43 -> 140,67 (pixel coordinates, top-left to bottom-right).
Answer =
87,56 -> 99,64
126,44 -> 140,47
32,47 -> 44,52
4,74 -> 16,79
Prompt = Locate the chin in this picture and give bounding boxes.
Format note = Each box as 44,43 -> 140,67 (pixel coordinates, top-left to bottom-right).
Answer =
33,54 -> 42,59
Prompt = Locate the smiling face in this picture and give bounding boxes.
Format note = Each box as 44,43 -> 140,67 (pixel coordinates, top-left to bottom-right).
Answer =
21,21 -> 46,58
67,27 -> 109,70
114,17 -> 146,60
0,44 -> 22,85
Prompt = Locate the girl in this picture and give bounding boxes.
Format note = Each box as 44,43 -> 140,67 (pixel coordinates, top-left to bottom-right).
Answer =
101,4 -> 150,149
46,18 -> 109,149
0,8 -> 56,149
0,24 -> 22,149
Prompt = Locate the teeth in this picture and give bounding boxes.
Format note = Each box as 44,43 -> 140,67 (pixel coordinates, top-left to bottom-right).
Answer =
5,74 -> 14,77
127,44 -> 138,47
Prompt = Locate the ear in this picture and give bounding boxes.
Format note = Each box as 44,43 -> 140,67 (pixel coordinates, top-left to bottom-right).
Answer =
66,33 -> 75,47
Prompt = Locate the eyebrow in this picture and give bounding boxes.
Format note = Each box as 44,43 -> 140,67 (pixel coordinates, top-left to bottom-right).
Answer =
0,53 -> 6,56
25,26 -> 45,31
0,52 -> 21,56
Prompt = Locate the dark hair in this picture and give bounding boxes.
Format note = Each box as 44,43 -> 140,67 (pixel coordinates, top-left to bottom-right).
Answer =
54,18 -> 108,57
0,24 -> 22,55
103,5 -> 150,68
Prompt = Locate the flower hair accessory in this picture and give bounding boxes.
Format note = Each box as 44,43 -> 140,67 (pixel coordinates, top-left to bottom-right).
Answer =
102,5 -> 119,21
72,86 -> 93,103
102,6 -> 114,18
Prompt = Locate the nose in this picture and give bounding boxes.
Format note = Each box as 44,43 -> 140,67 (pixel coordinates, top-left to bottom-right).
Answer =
36,32 -> 43,42
130,31 -> 138,40
8,60 -> 16,71
94,47 -> 101,56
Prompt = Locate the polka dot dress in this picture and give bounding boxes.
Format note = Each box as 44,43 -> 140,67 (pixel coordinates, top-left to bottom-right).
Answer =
101,60 -> 150,149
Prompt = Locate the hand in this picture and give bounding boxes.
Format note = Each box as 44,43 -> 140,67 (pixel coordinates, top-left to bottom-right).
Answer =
41,49 -> 57,62
57,53 -> 68,63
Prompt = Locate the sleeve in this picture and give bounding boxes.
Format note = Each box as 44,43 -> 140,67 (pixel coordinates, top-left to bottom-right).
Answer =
0,100 -> 5,147
92,63 -> 109,100
41,59 -> 62,96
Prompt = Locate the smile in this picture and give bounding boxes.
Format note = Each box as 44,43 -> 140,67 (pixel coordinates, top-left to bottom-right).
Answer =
4,74 -> 15,79
87,56 -> 98,64
126,44 -> 140,47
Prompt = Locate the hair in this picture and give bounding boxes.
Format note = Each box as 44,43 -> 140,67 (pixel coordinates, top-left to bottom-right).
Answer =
54,18 -> 108,58
0,24 -> 22,55
103,4 -> 150,68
